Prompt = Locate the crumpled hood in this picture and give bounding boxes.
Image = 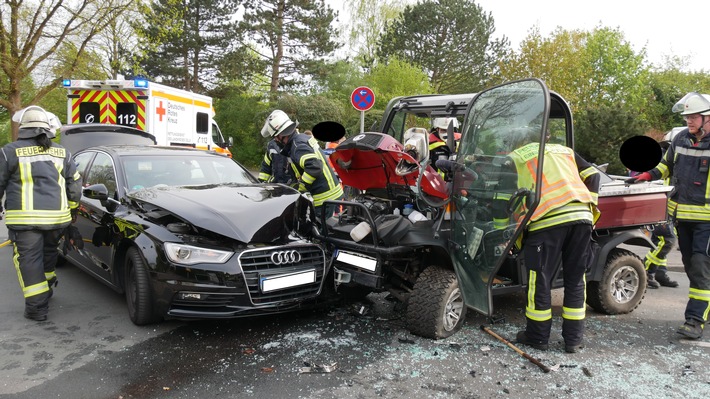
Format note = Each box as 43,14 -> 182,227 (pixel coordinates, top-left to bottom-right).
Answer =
128,183 -> 306,243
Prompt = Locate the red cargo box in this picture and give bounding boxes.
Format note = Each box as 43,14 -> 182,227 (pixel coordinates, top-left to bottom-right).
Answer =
596,182 -> 672,230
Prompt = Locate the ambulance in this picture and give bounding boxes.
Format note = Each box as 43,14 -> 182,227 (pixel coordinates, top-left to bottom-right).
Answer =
63,78 -> 232,156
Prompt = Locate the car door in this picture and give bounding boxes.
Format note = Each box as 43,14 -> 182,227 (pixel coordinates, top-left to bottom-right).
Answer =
72,151 -> 119,286
449,79 -> 551,316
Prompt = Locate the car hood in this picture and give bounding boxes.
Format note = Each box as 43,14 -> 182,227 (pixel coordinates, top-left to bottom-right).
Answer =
330,132 -> 448,198
128,183 -> 306,243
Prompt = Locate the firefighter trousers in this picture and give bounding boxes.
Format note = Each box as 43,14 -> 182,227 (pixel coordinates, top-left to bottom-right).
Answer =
676,221 -> 710,324
523,223 -> 592,346
10,228 -> 63,313
644,219 -> 677,273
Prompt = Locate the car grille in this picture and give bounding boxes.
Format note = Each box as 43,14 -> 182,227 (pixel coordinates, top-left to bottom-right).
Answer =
238,244 -> 325,305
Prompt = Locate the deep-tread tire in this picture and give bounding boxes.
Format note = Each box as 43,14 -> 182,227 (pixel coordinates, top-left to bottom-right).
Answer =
406,266 -> 467,339
125,247 -> 161,325
586,248 -> 646,315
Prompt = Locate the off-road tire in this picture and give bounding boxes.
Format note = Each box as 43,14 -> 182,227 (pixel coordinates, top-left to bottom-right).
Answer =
406,266 -> 467,339
125,247 -> 161,325
586,248 -> 646,315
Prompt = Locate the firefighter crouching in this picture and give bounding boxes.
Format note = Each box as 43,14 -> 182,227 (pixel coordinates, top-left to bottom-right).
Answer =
0,106 -> 82,321
258,110 -> 343,218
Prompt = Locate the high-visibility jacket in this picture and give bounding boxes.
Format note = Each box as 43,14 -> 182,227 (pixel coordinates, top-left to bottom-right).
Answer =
259,133 -> 343,207
648,128 -> 710,221
508,143 -> 600,232
0,140 -> 82,229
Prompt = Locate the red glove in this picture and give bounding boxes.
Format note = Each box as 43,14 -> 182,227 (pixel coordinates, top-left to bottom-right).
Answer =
625,172 -> 652,184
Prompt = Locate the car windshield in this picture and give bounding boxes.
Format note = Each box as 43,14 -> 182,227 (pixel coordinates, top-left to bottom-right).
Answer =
122,154 -> 255,190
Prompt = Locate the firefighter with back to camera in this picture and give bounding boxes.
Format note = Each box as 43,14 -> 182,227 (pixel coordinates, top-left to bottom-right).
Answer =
0,106 -> 82,321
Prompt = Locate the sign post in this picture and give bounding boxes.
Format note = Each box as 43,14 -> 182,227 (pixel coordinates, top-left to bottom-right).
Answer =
350,86 -> 375,133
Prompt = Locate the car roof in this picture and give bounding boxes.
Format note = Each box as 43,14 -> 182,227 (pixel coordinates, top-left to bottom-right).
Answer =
84,144 -> 222,158
60,124 -> 157,154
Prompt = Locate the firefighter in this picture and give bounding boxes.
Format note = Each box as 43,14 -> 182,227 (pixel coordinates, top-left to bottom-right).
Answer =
259,110 -> 343,217
0,106 -> 82,321
429,117 -> 456,176
641,140 -> 679,289
504,138 -> 600,353
630,92 -> 710,339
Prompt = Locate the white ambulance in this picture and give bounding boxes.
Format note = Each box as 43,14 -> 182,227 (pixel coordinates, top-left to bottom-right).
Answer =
63,78 -> 232,156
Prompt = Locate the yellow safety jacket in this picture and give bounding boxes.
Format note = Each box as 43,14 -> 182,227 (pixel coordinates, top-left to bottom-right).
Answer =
0,141 -> 81,229
508,143 -> 599,232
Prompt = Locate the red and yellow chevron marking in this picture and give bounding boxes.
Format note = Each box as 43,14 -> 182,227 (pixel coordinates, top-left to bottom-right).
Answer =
70,90 -> 106,124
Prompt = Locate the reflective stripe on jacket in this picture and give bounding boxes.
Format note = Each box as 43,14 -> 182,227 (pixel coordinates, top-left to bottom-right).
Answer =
649,128 -> 710,221
0,141 -> 82,230
509,143 -> 599,232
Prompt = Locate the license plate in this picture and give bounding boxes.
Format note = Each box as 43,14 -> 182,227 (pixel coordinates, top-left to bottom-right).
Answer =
336,250 -> 377,272
260,270 -> 315,293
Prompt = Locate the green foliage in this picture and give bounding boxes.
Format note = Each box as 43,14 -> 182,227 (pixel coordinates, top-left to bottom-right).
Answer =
363,57 -> 434,105
239,0 -> 341,97
574,104 -> 644,175
213,90 -> 266,166
377,0 -> 509,93
647,64 -> 710,131
137,0 -> 240,92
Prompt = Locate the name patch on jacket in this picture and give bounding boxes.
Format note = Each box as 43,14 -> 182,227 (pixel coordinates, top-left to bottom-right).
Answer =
15,146 -> 66,158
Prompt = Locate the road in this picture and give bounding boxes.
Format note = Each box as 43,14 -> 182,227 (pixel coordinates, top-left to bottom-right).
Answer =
1,221 -> 709,398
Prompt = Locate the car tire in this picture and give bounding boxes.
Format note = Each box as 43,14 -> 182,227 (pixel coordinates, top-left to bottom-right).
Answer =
406,266 -> 467,339
125,246 -> 161,325
586,248 -> 646,315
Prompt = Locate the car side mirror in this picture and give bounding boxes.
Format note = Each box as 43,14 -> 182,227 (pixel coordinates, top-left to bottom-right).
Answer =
83,183 -> 120,212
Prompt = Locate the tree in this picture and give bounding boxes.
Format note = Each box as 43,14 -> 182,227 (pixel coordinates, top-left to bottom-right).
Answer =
376,0 -> 509,93
0,0 -> 135,139
344,0 -> 403,72
239,0 -> 341,99
363,57 -> 433,107
138,0 -> 241,93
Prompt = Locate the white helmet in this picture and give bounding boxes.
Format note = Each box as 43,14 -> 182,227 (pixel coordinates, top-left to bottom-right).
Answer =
260,110 -> 298,138
12,106 -> 61,138
672,92 -> 710,115
432,117 -> 459,130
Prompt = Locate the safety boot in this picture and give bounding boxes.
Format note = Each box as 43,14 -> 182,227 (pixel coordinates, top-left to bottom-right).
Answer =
564,342 -> 584,353
24,307 -> 48,322
677,319 -> 704,340
655,271 -> 678,288
647,273 -> 660,289
515,331 -> 549,351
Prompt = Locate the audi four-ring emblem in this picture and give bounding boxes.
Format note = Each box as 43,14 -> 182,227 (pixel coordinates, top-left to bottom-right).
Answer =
270,250 -> 302,265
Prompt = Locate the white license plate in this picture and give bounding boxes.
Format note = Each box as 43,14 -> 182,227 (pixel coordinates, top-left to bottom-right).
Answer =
260,270 -> 316,293
336,250 -> 377,272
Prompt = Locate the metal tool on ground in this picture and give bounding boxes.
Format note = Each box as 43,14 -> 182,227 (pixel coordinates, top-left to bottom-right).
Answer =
480,325 -> 551,373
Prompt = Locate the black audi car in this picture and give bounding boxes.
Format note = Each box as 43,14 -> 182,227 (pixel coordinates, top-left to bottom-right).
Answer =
60,124 -> 327,325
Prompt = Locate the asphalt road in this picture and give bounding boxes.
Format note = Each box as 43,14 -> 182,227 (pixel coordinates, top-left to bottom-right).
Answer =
1,221 -> 710,398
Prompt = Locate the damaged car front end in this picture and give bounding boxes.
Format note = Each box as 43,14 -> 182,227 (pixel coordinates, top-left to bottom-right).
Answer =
61,125 -> 328,325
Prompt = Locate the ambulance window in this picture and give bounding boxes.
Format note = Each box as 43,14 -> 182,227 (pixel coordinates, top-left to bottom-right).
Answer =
116,103 -> 138,127
196,112 -> 209,134
79,103 -> 100,124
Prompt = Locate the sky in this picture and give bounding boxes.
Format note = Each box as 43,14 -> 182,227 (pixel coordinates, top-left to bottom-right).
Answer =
331,0 -> 709,72
474,0 -> 707,72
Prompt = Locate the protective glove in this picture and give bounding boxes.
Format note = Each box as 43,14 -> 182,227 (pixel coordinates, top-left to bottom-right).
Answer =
62,225 -> 84,255
624,172 -> 652,184
70,208 -> 78,223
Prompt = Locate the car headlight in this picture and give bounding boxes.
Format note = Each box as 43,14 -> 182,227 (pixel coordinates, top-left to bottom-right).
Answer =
164,242 -> 233,265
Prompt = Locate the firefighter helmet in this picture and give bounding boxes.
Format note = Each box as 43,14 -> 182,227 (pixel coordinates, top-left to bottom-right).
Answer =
672,92 -> 710,115
12,106 -> 61,138
260,110 -> 298,138
432,117 -> 459,130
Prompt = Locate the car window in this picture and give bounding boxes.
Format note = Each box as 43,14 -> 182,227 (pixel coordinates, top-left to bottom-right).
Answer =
85,152 -> 117,196
73,151 -> 95,185
123,154 -> 255,190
